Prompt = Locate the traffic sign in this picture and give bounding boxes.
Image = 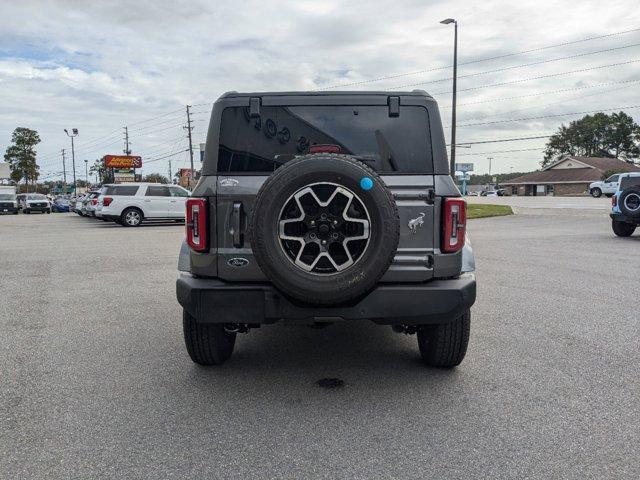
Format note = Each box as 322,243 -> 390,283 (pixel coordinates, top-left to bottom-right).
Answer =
455,163 -> 474,173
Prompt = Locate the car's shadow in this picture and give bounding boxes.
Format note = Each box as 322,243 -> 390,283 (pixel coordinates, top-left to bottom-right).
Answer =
178,321 -> 461,396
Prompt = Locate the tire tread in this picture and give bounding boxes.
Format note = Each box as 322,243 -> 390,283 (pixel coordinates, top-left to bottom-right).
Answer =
182,310 -> 236,365
418,310 -> 470,368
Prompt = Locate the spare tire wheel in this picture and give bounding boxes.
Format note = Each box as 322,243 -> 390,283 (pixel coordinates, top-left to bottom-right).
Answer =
250,154 -> 399,305
619,187 -> 640,218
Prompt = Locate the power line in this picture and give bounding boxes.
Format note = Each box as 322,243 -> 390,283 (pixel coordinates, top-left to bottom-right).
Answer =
456,104 -> 640,128
451,135 -> 552,146
444,81 -> 640,135
441,79 -> 640,110
386,42 -> 640,90
456,147 -> 545,157
126,107 -> 186,127
144,149 -> 190,164
319,27 -> 640,89
427,59 -> 640,94
128,114 -> 186,133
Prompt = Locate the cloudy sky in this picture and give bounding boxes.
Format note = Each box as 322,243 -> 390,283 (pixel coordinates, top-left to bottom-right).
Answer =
1,0 -> 640,180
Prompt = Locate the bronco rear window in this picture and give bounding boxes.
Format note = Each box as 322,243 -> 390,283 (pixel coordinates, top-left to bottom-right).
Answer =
217,105 -> 433,174
620,176 -> 640,189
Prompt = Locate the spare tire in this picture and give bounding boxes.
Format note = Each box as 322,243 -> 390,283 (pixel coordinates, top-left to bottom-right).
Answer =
250,154 -> 399,305
619,187 -> 640,218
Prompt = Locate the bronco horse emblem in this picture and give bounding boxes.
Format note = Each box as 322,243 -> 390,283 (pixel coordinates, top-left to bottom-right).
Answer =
408,212 -> 426,233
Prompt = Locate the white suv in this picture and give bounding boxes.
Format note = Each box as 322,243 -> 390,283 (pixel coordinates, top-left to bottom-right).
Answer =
99,183 -> 190,226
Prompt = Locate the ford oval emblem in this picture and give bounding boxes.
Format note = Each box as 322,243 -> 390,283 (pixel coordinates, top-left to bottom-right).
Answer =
227,257 -> 249,268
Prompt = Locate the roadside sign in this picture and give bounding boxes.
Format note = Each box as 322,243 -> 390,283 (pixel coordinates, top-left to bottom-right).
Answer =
114,172 -> 135,183
455,163 -> 474,173
104,155 -> 142,169
492,176 -> 497,183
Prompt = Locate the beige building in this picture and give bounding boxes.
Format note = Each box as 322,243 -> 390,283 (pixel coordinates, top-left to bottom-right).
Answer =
502,156 -> 640,196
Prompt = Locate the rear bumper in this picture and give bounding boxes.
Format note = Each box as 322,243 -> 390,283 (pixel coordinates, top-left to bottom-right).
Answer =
176,273 -> 476,325
610,213 -> 639,225
102,214 -> 121,221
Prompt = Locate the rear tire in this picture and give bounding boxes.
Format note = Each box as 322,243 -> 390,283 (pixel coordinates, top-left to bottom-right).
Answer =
612,220 -> 636,237
120,207 -> 143,227
590,188 -> 602,198
182,310 -> 236,365
417,310 -> 470,368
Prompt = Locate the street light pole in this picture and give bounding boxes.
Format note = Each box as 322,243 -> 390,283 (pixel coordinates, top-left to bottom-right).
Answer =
84,159 -> 89,190
64,128 -> 79,196
440,18 -> 458,179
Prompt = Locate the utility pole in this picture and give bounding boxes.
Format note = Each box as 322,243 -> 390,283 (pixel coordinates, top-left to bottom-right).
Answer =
168,159 -> 172,183
440,18 -> 458,178
185,105 -> 195,190
84,159 -> 89,190
488,157 -> 493,177
61,149 -> 67,190
123,126 -> 131,155
64,128 -> 79,196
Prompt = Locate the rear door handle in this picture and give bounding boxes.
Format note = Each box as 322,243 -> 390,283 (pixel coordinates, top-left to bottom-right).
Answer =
230,202 -> 244,247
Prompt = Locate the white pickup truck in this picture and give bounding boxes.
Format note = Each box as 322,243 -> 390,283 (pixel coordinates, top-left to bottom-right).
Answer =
589,174 -> 623,198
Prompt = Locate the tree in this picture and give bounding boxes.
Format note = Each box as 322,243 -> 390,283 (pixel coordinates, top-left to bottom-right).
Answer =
543,112 -> 640,167
143,173 -> 169,184
4,127 -> 40,190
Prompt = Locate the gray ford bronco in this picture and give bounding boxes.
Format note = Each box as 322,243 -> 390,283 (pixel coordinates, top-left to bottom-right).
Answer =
177,91 -> 476,367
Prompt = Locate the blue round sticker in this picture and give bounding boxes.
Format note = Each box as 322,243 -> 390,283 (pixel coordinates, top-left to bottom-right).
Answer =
360,177 -> 373,191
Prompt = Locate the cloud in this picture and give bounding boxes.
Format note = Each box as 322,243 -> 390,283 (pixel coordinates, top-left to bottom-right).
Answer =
1,0 -> 640,177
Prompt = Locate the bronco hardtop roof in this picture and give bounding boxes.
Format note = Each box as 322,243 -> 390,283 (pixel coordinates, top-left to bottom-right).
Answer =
218,90 -> 435,101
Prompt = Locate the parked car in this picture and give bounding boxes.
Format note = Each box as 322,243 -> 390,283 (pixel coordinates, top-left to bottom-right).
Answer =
610,172 -> 640,237
590,173 -> 623,198
94,186 -> 109,221
99,183 -> 190,226
71,195 -> 87,215
0,186 -> 19,214
20,194 -> 51,214
176,90 -> 477,367
51,198 -> 70,213
16,194 -> 26,211
79,191 -> 100,217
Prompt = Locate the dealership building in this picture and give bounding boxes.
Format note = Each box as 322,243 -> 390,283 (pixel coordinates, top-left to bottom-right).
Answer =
501,156 -> 640,196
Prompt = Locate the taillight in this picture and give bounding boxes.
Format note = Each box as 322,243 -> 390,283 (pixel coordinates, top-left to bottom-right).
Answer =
103,197 -> 113,207
442,198 -> 466,253
186,198 -> 208,252
611,195 -> 617,207
309,144 -> 341,154
91,199 -> 98,206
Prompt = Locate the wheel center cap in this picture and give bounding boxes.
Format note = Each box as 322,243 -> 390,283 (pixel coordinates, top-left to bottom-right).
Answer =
318,224 -> 330,235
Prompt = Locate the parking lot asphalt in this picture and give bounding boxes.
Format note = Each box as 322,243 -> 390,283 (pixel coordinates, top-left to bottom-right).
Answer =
2,209 -> 639,479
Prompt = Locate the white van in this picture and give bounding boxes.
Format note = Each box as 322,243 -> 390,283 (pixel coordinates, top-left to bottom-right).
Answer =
0,186 -> 18,214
